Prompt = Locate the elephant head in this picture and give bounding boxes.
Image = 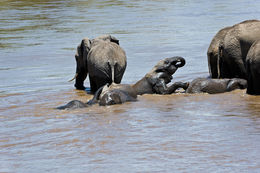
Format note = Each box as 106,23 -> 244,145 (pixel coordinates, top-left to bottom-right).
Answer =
153,56 -> 185,75
73,35 -> 126,92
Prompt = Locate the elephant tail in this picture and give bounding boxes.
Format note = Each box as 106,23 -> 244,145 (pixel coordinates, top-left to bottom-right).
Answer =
107,62 -> 117,82
111,63 -> 115,82
217,44 -> 224,78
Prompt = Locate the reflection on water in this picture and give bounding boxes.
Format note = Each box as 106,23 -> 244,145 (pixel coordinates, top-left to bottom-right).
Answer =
1,0 -> 260,172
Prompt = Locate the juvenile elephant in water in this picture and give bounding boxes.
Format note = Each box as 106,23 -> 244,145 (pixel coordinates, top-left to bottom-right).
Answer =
185,78 -> 247,94
246,40 -> 260,95
57,56 -> 187,108
74,35 -> 127,92
217,20 -> 260,79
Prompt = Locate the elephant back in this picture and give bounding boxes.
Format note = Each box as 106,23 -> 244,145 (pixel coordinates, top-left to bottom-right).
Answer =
87,41 -> 127,82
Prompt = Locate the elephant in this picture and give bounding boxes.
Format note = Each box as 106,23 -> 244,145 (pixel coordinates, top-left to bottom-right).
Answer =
185,77 -> 247,94
56,100 -> 88,110
57,56 -> 187,109
87,83 -> 138,106
246,40 -> 260,95
73,34 -> 127,92
132,56 -> 187,95
207,26 -> 232,78
217,20 -> 260,79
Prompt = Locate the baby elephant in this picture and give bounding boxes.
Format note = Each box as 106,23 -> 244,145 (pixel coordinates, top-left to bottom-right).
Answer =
56,83 -> 137,109
185,78 -> 247,94
87,83 -> 138,106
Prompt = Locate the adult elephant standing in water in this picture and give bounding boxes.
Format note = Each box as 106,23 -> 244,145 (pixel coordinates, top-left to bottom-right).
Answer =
246,40 -> 260,95
217,20 -> 260,79
207,26 -> 232,78
73,35 -> 127,92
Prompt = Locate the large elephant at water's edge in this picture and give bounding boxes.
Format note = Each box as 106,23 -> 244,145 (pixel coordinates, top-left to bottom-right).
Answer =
207,26 -> 232,78
246,40 -> 260,95
207,20 -> 260,79
217,20 -> 260,79
74,35 -> 127,93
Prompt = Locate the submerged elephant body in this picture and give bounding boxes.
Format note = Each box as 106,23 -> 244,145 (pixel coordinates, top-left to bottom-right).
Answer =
74,35 -> 127,92
186,78 -> 247,94
246,40 -> 260,95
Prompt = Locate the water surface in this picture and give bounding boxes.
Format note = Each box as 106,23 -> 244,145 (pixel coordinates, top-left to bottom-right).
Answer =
1,0 -> 260,172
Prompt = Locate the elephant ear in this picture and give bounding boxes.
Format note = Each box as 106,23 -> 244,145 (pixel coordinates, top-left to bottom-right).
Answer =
75,37 -> 91,74
110,35 -> 119,45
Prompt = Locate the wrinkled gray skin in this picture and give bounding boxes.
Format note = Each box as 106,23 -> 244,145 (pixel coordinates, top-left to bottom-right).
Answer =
185,78 -> 247,94
87,83 -> 138,106
74,35 -> 127,92
58,57 -> 187,109
207,26 -> 232,78
218,20 -> 260,79
246,40 -> 260,95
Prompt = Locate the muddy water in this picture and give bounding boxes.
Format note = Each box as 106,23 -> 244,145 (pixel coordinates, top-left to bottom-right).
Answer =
1,0 -> 260,172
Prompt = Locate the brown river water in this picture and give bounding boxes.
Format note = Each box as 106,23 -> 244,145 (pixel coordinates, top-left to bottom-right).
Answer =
0,0 -> 260,172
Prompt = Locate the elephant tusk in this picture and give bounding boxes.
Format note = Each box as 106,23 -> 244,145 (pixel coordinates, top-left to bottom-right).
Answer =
68,73 -> 78,82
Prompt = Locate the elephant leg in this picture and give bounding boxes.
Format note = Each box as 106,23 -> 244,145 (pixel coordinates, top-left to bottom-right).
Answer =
219,57 -> 232,78
233,59 -> 247,79
154,80 -> 188,94
226,80 -> 241,91
89,76 -> 98,93
89,76 -> 111,93
209,54 -> 218,78
247,62 -> 260,95
165,82 -> 189,94
75,69 -> 87,90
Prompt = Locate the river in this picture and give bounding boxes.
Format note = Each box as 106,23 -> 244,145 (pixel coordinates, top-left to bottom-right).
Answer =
0,0 -> 260,172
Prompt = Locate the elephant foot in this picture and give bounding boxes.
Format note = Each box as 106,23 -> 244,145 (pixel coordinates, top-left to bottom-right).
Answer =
74,83 -> 86,90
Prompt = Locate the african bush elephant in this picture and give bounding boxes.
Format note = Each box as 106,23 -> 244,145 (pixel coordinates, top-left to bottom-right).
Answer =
207,26 -> 232,78
218,20 -> 260,79
132,56 -> 187,95
57,56 -> 187,108
74,35 -> 127,92
185,78 -> 247,94
246,40 -> 260,95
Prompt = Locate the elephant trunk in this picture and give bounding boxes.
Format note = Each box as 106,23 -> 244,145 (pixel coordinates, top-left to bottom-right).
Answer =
172,56 -> 186,68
